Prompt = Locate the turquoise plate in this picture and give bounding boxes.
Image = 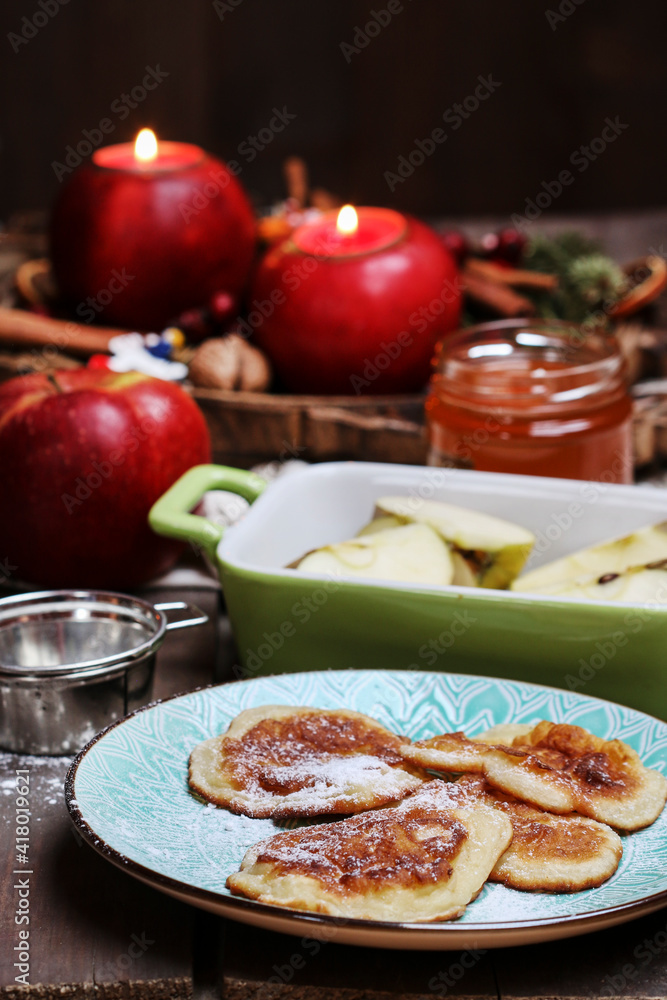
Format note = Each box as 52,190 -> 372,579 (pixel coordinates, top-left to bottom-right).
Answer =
66,670 -> 667,950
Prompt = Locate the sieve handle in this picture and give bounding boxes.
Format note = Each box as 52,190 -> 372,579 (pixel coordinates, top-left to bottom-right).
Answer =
155,601 -> 209,631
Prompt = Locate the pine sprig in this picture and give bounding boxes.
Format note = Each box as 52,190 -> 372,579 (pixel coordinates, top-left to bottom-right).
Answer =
523,232 -> 628,324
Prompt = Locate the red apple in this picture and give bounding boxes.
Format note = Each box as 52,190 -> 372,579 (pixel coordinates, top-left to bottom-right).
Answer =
50,153 -> 256,332
250,216 -> 461,395
0,369 -> 211,588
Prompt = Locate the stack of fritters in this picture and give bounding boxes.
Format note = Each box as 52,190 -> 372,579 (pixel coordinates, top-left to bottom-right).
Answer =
189,707 -> 667,922
401,721 -> 667,831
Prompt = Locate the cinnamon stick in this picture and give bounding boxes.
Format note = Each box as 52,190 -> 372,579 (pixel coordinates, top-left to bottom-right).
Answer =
465,257 -> 558,290
283,157 -> 309,208
310,188 -> 341,211
462,272 -> 536,317
0,307 -> 123,357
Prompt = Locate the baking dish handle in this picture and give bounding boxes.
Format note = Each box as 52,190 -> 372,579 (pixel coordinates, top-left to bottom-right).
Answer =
148,463 -> 267,562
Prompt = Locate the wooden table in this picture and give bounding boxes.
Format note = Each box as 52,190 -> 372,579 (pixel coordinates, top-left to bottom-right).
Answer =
2,578 -> 667,1000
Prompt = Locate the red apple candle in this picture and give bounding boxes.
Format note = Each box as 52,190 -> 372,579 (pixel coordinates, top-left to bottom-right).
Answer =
251,205 -> 461,394
51,129 -> 256,332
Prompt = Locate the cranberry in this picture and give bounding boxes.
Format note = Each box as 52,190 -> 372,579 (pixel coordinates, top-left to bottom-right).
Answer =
439,230 -> 469,268
176,307 -> 210,340
208,290 -> 238,324
495,228 -> 527,265
87,354 -> 112,371
479,231 -> 501,258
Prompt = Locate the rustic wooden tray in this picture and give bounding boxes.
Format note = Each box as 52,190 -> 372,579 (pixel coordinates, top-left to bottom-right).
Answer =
191,387 -> 427,467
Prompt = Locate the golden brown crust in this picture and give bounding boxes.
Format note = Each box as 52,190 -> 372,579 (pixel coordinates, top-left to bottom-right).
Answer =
254,803 -> 468,894
410,775 -> 623,893
491,810 -> 623,892
189,705 -> 426,818
400,722 -> 667,831
226,781 -> 513,922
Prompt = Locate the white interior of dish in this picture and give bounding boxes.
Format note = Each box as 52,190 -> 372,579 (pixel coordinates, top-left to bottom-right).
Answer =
216,462 -> 667,604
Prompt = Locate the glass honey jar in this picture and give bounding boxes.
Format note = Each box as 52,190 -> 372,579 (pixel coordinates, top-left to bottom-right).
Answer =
426,318 -> 633,482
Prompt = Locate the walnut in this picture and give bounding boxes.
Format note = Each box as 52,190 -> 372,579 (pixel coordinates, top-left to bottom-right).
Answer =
188,335 -> 272,392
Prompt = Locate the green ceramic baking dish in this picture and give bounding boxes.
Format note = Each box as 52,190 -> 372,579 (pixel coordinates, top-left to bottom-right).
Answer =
149,462 -> 667,718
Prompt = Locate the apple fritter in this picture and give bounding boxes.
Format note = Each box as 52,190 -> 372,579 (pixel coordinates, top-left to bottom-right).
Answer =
474,723 -> 534,745
226,780 -> 513,922
435,775 -> 623,893
189,705 -> 425,818
400,720 -> 667,831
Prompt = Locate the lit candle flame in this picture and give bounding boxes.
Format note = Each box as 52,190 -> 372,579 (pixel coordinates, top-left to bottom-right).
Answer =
134,128 -> 158,162
336,204 -> 358,235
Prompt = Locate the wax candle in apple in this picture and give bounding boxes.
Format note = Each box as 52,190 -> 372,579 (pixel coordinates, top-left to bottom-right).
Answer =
250,205 -> 461,394
51,129 -> 256,332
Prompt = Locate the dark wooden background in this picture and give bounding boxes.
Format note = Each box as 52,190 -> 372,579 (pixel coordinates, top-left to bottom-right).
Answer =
1,0 -> 666,222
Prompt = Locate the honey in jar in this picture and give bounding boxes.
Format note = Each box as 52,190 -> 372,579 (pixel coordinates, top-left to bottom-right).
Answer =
426,319 -> 633,482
